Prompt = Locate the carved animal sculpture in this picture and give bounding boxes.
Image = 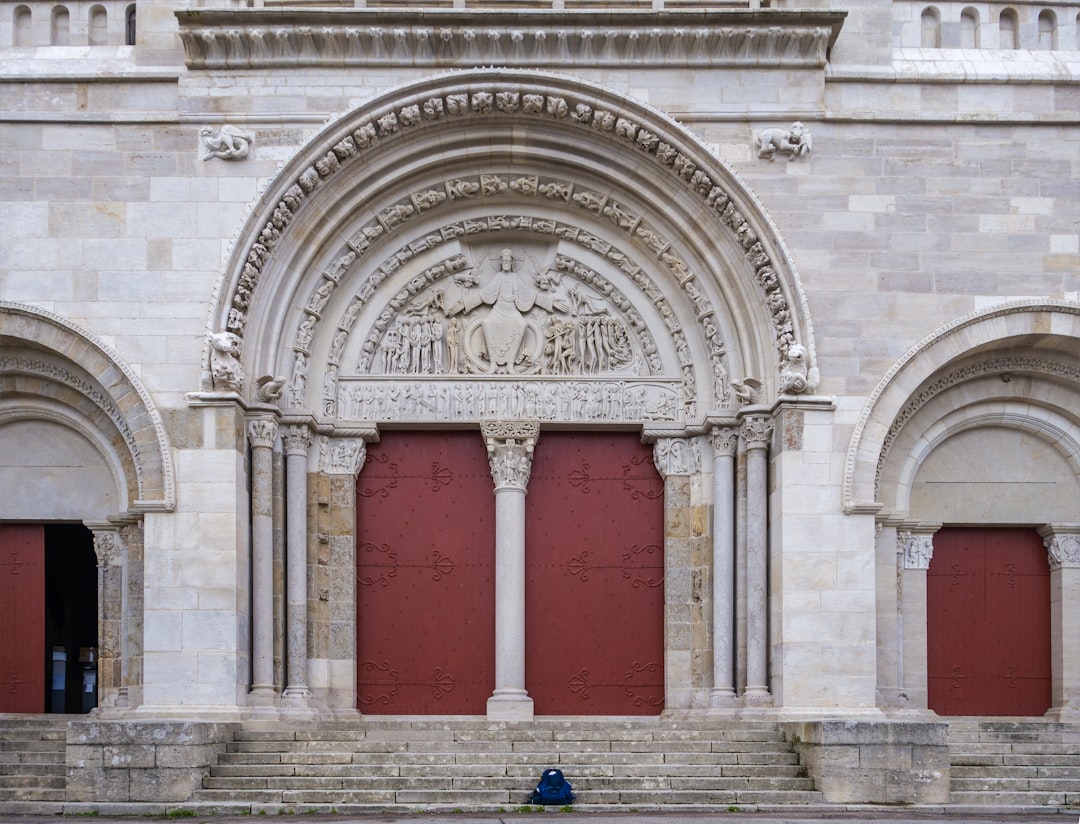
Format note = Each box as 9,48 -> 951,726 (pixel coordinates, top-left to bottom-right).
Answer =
208,331 -> 244,393
779,344 -> 810,394
200,125 -> 253,160
756,122 -> 811,160
254,374 -> 286,403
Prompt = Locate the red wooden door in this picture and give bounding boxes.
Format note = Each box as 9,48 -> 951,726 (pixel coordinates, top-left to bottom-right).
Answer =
355,431 -> 495,713
0,524 -> 46,713
928,527 -> 1050,716
525,432 -> 664,715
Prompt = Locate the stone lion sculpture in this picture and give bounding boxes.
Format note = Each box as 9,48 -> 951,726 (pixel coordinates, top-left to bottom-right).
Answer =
208,331 -> 244,393
756,122 -> 812,161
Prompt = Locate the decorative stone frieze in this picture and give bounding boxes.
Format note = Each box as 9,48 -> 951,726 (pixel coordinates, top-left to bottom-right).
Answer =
176,10 -> 845,70
481,420 -> 540,492
652,436 -> 701,478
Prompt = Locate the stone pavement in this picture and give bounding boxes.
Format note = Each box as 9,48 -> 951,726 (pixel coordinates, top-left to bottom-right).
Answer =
0,808 -> 1074,824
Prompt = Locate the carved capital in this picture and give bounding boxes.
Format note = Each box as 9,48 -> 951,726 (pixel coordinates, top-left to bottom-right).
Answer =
91,529 -> 123,567
709,425 -> 738,457
320,436 -> 367,476
247,419 -> 278,450
741,416 -> 773,450
481,419 -> 539,491
282,425 -> 313,457
898,530 -> 935,570
652,436 -> 700,478
1040,528 -> 1080,571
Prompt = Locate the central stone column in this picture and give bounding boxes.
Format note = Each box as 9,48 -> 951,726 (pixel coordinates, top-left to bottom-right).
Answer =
482,420 -> 539,720
1038,524 -> 1080,722
897,524 -> 940,712
282,423 -> 314,712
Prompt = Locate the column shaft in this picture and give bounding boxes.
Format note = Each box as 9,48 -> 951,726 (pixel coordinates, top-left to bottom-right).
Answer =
283,425 -> 312,704
710,428 -> 738,706
742,416 -> 772,700
248,420 -> 277,704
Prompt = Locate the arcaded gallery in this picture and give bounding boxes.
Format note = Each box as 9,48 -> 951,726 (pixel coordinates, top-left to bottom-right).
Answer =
1,0 -> 1078,813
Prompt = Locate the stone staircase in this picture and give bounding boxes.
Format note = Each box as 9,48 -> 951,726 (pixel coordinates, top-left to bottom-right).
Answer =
0,717 -> 68,803
948,719 -> 1080,807
192,718 -> 821,809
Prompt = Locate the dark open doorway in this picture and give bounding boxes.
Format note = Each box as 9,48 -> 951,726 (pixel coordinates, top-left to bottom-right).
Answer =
44,524 -> 98,714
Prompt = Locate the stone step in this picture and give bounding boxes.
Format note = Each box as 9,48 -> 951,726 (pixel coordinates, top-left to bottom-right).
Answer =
0,740 -> 66,752
0,764 -> 66,778
224,738 -> 795,755
0,787 -> 67,802
953,764 -> 1080,779
950,790 -> 1067,806
951,776 -> 1080,792
949,742 -> 1078,756
233,728 -> 789,744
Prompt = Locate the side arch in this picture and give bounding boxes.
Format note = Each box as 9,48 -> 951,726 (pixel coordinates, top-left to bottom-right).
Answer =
0,302 -> 176,516
844,299 -> 1080,515
205,69 -> 820,424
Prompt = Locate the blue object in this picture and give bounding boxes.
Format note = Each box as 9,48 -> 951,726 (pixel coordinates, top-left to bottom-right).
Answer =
529,768 -> 575,805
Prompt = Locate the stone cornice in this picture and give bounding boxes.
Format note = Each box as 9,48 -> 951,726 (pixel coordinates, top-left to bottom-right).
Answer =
176,9 -> 845,70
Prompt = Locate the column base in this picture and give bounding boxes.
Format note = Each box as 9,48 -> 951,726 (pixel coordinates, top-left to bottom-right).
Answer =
248,685 -> 277,707
708,688 -> 740,711
1045,704 -> 1080,723
487,689 -> 534,720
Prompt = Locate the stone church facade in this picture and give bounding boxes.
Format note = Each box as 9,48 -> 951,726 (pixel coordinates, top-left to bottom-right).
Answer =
1,0 -> 1078,809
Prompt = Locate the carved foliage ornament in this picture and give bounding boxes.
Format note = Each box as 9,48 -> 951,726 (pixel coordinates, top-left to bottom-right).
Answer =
222,80 -> 809,401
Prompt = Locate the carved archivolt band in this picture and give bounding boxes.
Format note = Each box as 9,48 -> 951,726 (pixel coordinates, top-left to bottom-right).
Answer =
0,301 -> 176,512
843,300 -> 1080,514
874,355 -> 1080,497
218,74 -> 810,411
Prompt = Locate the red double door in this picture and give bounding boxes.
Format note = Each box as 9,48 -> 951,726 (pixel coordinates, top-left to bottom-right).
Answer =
0,525 -> 46,713
927,527 -> 1051,716
356,431 -> 664,715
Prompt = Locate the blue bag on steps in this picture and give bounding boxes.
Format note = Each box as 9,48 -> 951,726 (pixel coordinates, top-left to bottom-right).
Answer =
529,768 -> 575,805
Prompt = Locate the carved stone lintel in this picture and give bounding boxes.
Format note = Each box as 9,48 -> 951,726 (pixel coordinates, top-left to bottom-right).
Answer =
709,425 -> 738,457
1039,527 -> 1080,571
652,436 -> 700,478
282,425 -> 313,457
481,419 -> 539,491
321,436 -> 367,476
247,419 -> 278,450
898,530 -> 935,571
741,416 -> 773,450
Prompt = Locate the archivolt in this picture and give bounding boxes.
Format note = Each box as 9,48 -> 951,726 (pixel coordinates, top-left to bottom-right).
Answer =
0,302 -> 176,513
843,299 -> 1080,514
207,69 -> 818,417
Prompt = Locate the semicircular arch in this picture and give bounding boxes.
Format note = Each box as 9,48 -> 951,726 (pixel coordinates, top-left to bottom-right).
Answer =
208,69 -> 819,427
0,302 -> 176,514
844,299 -> 1080,515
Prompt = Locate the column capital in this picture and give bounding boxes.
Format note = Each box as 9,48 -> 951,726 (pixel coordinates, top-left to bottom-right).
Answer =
741,415 -> 773,450
653,436 -> 701,478
319,435 -> 367,475
1038,524 -> 1080,571
247,418 -> 278,449
282,424 -> 313,456
482,419 -> 539,491
88,526 -> 123,567
897,530 -> 936,570
709,425 -> 739,457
